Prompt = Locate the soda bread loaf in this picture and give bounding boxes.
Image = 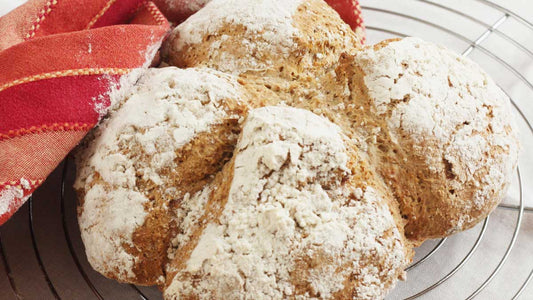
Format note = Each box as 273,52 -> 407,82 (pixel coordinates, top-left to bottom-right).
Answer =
74,0 -> 519,298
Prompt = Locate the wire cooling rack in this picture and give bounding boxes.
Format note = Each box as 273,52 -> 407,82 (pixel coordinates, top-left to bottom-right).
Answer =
0,0 -> 532,299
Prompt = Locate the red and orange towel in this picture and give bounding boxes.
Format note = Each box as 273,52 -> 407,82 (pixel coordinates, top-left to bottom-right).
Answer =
0,0 -> 365,225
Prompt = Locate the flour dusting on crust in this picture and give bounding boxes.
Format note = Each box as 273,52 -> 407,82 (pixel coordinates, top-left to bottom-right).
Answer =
356,37 -> 519,213
176,0 -> 302,48
172,0 -> 303,73
75,67 -> 244,281
165,107 -> 408,299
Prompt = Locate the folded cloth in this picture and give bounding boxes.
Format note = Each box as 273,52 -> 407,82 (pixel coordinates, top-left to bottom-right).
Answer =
0,0 -> 365,226
0,0 -> 170,225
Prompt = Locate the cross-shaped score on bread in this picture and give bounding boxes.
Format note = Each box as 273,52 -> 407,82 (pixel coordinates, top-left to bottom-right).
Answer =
74,0 -> 519,299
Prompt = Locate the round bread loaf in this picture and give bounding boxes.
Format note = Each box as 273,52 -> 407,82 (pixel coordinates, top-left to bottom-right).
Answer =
345,38 -> 520,241
74,67 -> 247,285
75,0 -> 520,297
163,106 -> 412,300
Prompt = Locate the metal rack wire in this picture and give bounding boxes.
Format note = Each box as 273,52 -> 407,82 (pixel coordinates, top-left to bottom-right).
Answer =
0,0 -> 531,299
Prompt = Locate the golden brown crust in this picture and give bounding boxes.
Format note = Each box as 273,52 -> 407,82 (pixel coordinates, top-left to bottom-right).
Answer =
348,38 -> 519,241
163,107 -> 412,299
287,147 -> 414,300
75,120 -> 244,285
165,159 -> 235,297
75,68 -> 249,286
163,0 -> 361,77
126,120 -> 243,285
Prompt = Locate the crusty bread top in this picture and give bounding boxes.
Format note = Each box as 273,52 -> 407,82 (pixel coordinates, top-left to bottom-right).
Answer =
163,0 -> 362,75
164,106 -> 410,299
74,67 -> 247,284
167,0 -> 304,73
353,37 -> 519,240
165,5 -> 520,239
